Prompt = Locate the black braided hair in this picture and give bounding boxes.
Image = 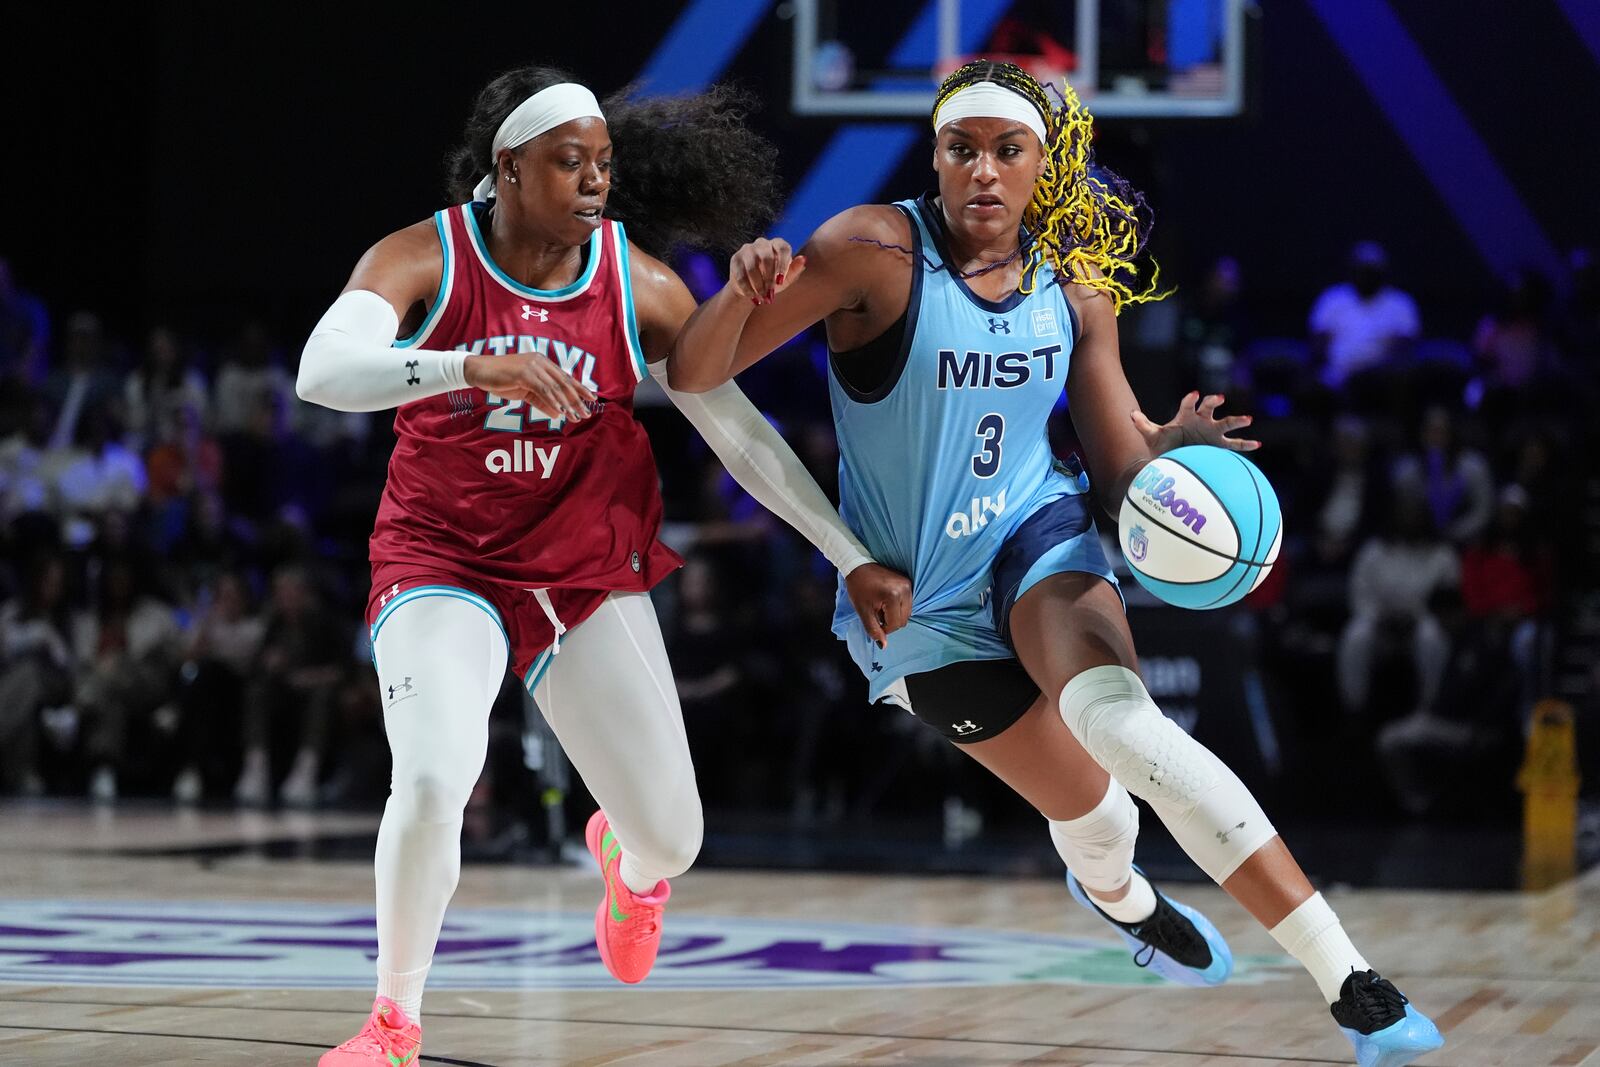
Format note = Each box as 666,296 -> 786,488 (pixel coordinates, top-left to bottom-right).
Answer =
445,65 -> 779,258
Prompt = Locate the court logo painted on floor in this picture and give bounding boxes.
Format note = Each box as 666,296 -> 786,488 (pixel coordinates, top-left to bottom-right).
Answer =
0,899 -> 1294,991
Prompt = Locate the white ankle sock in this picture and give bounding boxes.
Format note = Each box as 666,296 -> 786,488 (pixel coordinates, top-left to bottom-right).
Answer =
1268,892 -> 1370,1003
619,854 -> 665,897
376,962 -> 429,1023
1088,871 -> 1159,924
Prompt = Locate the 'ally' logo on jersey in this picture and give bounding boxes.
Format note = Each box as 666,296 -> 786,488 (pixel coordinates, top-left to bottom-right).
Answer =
945,488 -> 1008,539
486,441 -> 562,477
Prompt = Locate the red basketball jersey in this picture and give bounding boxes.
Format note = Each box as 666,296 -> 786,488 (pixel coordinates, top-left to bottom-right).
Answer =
368,203 -> 682,594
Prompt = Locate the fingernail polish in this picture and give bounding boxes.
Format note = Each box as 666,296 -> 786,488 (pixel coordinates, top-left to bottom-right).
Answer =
775,273 -> 785,286
752,298 -> 761,307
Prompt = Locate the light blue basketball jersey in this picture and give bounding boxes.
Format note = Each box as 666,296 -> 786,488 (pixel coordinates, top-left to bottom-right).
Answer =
829,195 -> 1085,699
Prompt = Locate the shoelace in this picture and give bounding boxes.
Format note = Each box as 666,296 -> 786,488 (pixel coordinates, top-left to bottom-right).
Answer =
1351,972 -> 1409,1026
1128,901 -> 1206,969
615,903 -> 662,945
339,1015 -> 412,1054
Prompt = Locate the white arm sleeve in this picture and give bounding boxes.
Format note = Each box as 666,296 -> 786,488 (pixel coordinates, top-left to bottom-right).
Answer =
296,290 -> 469,412
649,359 -> 873,576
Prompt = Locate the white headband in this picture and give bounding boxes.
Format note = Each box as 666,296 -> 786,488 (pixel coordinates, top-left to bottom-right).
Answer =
932,81 -> 1048,145
472,83 -> 606,202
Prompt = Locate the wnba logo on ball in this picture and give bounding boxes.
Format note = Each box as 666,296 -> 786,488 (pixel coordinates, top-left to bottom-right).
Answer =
1132,466 -> 1208,533
1127,524 -> 1149,562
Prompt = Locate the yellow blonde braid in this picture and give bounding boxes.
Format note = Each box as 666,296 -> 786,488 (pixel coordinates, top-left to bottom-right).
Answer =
932,60 -> 1169,313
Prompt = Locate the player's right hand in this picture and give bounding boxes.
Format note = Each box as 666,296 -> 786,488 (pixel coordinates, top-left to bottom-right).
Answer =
727,238 -> 807,306
464,353 -> 596,421
845,562 -> 912,649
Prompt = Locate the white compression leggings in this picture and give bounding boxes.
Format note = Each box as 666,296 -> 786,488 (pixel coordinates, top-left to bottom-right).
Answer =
371,590 -> 702,980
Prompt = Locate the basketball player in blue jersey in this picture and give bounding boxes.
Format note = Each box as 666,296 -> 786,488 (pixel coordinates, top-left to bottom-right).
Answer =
673,61 -> 1442,1066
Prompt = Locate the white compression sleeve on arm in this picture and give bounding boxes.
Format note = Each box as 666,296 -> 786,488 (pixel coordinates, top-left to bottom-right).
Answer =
296,290 -> 469,412
650,359 -> 873,575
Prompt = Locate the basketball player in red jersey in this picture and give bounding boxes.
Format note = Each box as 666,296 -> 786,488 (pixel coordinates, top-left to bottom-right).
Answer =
296,67 -> 911,1066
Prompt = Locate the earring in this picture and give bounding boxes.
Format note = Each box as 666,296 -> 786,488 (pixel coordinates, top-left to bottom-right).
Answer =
508,175 -> 518,184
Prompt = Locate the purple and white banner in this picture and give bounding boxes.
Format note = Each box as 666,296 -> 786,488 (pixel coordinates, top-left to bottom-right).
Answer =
0,899 -> 1294,990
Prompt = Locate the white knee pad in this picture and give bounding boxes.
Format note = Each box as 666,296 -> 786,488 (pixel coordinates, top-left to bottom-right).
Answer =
1047,780 -> 1139,895
1059,665 -> 1275,883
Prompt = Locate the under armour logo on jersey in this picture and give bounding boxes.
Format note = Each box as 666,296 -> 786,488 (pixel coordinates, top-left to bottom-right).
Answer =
870,662 -> 883,673
387,676 -> 415,702
521,305 -> 549,322
404,360 -> 421,385
1216,821 -> 1247,844
378,583 -> 401,607
987,317 -> 1011,334
951,720 -> 981,735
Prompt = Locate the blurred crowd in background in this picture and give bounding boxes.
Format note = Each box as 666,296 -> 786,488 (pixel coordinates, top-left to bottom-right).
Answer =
1,241 -> 1596,845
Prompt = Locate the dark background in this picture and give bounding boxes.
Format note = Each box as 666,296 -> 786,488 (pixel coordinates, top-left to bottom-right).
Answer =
8,3 -> 1597,341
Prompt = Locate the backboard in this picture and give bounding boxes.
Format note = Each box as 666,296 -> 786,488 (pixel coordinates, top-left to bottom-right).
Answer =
791,0 -> 1248,119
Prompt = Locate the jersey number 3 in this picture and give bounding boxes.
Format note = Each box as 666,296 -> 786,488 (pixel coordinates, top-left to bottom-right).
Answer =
972,413 -> 1004,478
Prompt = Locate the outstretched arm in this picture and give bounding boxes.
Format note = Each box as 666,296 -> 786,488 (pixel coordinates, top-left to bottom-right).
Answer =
666,205 -> 904,392
631,242 -> 911,646
1066,284 -> 1258,521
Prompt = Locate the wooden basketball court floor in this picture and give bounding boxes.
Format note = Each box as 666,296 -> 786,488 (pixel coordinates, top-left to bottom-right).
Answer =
0,806 -> 1595,1066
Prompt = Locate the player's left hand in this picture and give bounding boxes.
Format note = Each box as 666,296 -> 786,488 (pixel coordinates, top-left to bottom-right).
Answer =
1132,391 -> 1259,454
726,238 -> 808,306
845,562 -> 912,649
